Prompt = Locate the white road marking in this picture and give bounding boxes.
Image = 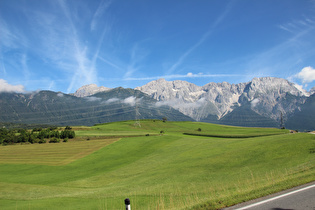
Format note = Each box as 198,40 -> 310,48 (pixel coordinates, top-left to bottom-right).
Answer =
235,183 -> 315,210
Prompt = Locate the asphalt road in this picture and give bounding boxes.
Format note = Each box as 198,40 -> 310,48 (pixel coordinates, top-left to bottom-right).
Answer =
223,181 -> 315,210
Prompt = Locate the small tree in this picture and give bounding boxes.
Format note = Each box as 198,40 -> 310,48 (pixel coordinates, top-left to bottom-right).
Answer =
280,112 -> 285,129
162,117 -> 167,122
49,137 -> 60,143
38,139 -> 46,144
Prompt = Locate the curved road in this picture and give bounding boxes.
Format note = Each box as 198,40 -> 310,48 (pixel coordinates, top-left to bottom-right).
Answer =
223,181 -> 315,210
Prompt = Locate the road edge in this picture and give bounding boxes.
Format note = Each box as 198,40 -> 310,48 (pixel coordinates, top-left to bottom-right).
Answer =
222,181 -> 315,210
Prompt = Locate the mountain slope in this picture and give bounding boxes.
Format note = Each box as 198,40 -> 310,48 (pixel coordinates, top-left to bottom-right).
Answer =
218,104 -> 279,127
285,94 -> 315,131
1,77 -> 314,129
0,88 -> 192,126
136,77 -> 307,126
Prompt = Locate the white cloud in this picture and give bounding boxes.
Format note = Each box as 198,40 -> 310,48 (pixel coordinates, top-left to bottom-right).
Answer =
251,98 -> 260,108
187,72 -> 193,77
123,96 -> 137,106
103,97 -> 141,105
0,79 -> 25,93
156,97 -> 207,109
295,66 -> 315,84
84,96 -> 102,102
155,100 -> 176,108
104,98 -> 120,104
57,92 -> 64,97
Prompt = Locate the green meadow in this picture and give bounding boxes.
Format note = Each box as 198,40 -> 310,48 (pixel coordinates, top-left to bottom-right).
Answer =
0,120 -> 314,209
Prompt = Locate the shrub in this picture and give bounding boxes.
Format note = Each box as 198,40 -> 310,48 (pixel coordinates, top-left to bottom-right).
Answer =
49,138 -> 60,143
60,130 -> 75,139
63,138 -> 68,142
38,139 -> 46,144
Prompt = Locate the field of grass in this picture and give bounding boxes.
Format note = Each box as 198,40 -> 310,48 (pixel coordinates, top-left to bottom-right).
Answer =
0,120 -> 314,209
0,138 -> 118,166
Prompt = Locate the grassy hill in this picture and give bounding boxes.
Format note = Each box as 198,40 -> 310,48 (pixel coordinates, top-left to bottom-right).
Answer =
0,121 -> 314,209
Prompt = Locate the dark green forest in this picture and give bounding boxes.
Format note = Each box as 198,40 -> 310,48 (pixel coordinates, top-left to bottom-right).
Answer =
0,126 -> 75,145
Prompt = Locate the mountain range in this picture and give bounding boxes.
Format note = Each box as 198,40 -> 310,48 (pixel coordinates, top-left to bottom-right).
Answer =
1,77 -> 314,130
0,88 -> 192,126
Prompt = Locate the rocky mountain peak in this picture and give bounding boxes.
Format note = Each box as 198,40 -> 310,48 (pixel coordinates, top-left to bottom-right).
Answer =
136,77 -> 308,122
72,84 -> 111,97
246,77 -> 307,97
135,78 -> 202,102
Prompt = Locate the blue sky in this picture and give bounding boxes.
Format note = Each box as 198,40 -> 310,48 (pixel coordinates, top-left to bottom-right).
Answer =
1,0 -> 315,93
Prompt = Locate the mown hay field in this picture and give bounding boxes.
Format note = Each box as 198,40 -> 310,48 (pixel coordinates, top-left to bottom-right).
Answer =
0,120 -> 314,209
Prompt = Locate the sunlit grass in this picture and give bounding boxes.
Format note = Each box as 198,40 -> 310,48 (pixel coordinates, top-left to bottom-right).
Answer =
0,120 -> 314,209
0,138 -> 118,165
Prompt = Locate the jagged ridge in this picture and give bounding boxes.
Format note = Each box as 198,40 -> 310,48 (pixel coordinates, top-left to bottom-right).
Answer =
136,77 -> 309,124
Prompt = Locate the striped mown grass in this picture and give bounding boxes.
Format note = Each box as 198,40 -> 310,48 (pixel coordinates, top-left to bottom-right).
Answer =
0,138 -> 119,165
0,121 -> 314,209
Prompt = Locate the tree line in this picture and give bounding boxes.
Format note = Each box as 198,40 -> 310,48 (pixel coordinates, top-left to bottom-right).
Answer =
0,126 -> 75,145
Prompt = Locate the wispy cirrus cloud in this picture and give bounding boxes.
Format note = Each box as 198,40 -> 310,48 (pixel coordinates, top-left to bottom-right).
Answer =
16,0 -> 115,93
0,18 -> 27,77
0,18 -> 19,49
98,56 -> 123,71
0,53 -> 6,75
279,17 -> 315,34
167,1 -> 234,74
27,0 -> 101,93
21,54 -> 30,81
243,16 -> 315,81
123,43 -> 150,79
57,0 -> 98,92
91,0 -> 112,31
124,72 -> 241,81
